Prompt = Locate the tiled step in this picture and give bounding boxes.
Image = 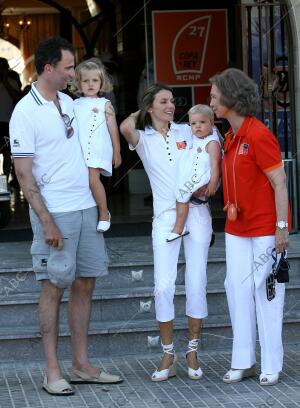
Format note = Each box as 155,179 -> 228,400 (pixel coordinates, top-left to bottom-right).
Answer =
0,283 -> 299,327
0,312 -> 299,362
1,255 -> 299,295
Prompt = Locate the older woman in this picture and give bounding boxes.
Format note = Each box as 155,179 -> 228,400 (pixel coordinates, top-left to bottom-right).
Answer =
210,68 -> 289,386
120,83 -> 221,381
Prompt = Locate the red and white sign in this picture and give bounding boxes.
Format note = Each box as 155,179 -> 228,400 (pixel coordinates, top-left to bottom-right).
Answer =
152,10 -> 228,86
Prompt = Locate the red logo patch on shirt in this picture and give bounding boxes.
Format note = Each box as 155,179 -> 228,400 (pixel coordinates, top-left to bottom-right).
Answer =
176,141 -> 187,150
238,143 -> 249,155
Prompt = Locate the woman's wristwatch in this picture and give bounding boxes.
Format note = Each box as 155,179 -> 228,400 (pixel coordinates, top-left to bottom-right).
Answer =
276,221 -> 288,229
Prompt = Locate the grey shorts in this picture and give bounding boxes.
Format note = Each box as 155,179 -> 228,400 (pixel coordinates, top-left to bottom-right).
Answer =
30,206 -> 108,285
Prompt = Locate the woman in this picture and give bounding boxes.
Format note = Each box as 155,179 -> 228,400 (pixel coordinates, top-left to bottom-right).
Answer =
120,83 -> 221,381
209,68 -> 289,386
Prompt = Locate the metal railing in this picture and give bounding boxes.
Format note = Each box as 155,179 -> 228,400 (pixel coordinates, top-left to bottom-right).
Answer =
283,159 -> 298,233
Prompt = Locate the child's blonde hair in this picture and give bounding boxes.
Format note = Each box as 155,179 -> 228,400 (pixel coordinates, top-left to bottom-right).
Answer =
71,59 -> 113,96
188,104 -> 224,144
188,104 -> 214,124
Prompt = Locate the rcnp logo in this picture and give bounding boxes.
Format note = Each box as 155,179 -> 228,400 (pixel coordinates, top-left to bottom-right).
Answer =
172,16 -> 211,81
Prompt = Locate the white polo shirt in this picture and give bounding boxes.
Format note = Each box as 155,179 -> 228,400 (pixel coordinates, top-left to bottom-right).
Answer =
130,122 -> 192,217
9,83 -> 95,212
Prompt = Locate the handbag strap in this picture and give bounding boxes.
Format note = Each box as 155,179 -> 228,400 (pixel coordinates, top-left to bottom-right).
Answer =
223,118 -> 254,211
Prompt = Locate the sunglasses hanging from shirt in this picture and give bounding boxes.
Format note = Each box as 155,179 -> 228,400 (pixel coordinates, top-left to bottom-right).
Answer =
61,113 -> 74,138
266,249 -> 290,301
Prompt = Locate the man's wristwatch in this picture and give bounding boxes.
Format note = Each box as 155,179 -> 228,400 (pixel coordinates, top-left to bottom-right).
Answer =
276,221 -> 288,229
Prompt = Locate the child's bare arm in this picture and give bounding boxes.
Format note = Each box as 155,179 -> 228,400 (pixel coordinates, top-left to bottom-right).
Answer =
105,101 -> 122,168
205,141 -> 222,196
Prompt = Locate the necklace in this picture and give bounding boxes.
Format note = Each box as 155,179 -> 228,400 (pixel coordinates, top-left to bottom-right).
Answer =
223,117 -> 253,221
158,127 -> 169,136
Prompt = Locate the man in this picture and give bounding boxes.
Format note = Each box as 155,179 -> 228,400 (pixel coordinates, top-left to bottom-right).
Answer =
9,37 -> 122,396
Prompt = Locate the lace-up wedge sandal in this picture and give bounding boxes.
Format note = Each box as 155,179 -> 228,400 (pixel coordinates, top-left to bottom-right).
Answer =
151,343 -> 177,382
186,338 -> 203,380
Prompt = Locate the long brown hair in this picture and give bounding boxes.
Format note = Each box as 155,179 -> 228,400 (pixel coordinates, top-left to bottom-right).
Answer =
136,83 -> 173,130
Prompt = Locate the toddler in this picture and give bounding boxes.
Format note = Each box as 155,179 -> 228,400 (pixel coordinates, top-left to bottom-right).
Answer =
167,104 -> 221,242
73,60 -> 121,232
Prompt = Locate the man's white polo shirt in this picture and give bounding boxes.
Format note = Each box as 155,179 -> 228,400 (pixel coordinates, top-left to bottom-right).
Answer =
130,122 -> 192,217
9,84 -> 95,212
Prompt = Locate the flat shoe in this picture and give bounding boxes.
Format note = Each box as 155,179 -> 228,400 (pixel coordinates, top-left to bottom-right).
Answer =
260,372 -> 279,386
223,366 -> 256,383
166,227 -> 189,242
43,375 -> 74,396
70,368 -> 123,384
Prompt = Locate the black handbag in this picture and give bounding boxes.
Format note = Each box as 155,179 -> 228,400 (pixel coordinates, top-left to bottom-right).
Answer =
266,249 -> 290,301
272,249 -> 290,283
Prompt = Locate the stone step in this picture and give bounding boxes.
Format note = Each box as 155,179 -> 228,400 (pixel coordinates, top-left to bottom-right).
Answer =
0,283 -> 299,327
1,233 -> 300,294
0,311 -> 299,362
1,254 -> 299,295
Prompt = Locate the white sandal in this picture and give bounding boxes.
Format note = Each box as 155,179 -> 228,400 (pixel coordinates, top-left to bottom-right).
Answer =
186,338 -> 203,380
97,211 -> 111,232
166,227 -> 189,242
223,366 -> 256,383
151,343 -> 177,382
259,372 -> 279,386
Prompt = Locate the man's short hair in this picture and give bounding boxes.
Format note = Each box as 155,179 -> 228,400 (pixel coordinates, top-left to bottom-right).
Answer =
35,37 -> 75,75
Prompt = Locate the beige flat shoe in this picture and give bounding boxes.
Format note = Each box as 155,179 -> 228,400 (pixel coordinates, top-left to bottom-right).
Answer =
70,368 -> 123,384
43,375 -> 74,396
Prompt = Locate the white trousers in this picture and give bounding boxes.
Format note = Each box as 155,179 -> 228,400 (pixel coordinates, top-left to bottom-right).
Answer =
225,233 -> 285,374
152,205 -> 212,322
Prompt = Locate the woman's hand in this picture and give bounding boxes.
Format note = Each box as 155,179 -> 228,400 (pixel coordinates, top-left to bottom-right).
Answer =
275,227 -> 289,253
120,111 -> 140,147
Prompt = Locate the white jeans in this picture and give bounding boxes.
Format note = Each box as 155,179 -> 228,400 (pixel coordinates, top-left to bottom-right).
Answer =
225,233 -> 285,374
152,205 -> 212,322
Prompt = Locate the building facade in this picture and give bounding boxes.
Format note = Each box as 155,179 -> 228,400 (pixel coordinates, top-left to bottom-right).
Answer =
0,0 -> 299,231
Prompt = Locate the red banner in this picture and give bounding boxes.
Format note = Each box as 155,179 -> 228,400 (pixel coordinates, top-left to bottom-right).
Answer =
153,10 -> 228,86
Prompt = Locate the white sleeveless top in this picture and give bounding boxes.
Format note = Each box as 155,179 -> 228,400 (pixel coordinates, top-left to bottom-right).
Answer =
176,131 -> 220,203
74,96 -> 113,176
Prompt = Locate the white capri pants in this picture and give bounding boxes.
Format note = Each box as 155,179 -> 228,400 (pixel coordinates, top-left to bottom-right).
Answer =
225,233 -> 285,374
152,205 -> 212,322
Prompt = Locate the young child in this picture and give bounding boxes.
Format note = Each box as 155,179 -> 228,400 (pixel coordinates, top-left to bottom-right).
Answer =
73,60 -> 121,232
167,104 -> 222,242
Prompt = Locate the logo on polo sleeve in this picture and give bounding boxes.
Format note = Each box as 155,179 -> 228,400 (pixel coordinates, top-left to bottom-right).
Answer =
13,139 -> 20,147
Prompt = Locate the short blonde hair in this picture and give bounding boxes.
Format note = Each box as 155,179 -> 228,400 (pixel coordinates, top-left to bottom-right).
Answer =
71,59 -> 113,96
188,104 -> 214,124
